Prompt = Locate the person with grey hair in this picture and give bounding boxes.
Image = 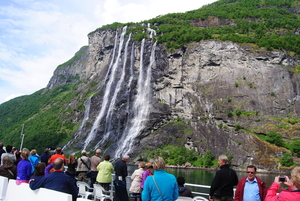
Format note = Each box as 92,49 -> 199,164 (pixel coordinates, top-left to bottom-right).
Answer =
90,148 -> 102,187
114,155 -> 130,201
77,149 -> 90,183
115,155 -> 130,181
142,157 -> 179,201
209,155 -> 238,201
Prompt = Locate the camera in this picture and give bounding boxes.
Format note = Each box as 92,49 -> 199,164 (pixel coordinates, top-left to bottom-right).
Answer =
279,176 -> 286,182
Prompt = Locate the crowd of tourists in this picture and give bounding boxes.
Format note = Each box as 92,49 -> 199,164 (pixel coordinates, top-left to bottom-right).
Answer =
0,141 -> 300,201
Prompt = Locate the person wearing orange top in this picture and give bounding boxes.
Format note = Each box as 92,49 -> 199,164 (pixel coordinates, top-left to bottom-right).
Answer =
48,147 -> 66,164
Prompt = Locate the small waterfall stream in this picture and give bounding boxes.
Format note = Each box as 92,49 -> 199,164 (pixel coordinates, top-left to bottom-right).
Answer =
76,95 -> 93,138
62,94 -> 93,150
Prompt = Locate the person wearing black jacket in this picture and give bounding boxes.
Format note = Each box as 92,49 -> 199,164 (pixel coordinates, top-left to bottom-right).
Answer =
209,155 -> 238,201
114,155 -> 130,201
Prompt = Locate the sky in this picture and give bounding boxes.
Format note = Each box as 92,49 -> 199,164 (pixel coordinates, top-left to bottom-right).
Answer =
0,0 -> 217,104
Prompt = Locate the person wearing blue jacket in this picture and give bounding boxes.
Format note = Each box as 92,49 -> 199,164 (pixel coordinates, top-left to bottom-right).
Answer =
16,148 -> 32,185
142,157 -> 179,201
28,149 -> 39,173
29,157 -> 78,201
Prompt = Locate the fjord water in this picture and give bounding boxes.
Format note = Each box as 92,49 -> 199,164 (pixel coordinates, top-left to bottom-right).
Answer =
128,165 -> 286,193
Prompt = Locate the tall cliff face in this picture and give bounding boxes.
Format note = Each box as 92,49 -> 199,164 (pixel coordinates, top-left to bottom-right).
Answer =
47,27 -> 300,170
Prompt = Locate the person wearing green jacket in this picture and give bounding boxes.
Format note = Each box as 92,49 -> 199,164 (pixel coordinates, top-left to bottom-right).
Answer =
96,154 -> 114,191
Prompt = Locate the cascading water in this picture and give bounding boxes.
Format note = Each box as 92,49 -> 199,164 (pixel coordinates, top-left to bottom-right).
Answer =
126,43 -> 135,112
99,31 -> 118,89
103,33 -> 132,141
63,95 -> 93,150
84,26 -> 127,149
76,95 -> 93,138
80,25 -> 157,157
147,23 -> 156,38
115,41 -> 157,157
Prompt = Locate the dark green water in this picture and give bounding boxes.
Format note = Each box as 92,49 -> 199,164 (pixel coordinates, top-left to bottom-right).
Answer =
128,165 -> 287,194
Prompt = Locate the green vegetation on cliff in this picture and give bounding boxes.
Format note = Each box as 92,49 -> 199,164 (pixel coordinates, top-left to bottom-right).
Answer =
142,145 -> 218,167
98,0 -> 300,55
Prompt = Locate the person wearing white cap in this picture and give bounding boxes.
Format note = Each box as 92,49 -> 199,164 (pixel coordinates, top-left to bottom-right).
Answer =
77,149 -> 90,183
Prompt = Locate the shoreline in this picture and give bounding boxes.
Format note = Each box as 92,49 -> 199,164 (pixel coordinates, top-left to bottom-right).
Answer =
164,165 -> 291,174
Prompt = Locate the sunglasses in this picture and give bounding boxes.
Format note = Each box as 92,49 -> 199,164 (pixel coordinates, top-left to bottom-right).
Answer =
247,171 -> 255,174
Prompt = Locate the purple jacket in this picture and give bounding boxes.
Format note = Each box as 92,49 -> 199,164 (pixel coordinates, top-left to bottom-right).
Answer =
140,169 -> 153,189
16,159 -> 32,181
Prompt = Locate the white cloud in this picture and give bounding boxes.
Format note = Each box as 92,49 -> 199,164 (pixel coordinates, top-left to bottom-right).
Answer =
4,93 -> 25,102
0,0 -> 217,104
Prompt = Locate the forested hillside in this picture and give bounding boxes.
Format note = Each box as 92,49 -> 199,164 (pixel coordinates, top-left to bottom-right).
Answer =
0,84 -> 78,152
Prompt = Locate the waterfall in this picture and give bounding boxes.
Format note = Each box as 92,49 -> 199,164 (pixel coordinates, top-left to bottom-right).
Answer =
102,33 -> 132,142
147,23 -> 156,38
63,95 -> 93,150
76,95 -> 93,138
115,41 -> 157,157
84,26 -> 127,149
125,43 -> 135,114
101,31 -> 118,87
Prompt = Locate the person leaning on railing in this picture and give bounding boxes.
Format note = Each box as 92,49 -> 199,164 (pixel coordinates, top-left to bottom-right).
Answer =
265,167 -> 300,201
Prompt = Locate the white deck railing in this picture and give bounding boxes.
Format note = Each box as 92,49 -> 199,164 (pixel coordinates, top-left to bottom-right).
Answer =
185,183 -> 210,197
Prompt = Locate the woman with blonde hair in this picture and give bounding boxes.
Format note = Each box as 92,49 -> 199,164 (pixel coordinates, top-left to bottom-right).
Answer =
130,162 -> 145,194
16,148 -> 32,185
29,149 -> 39,173
265,166 -> 300,201
142,157 -> 178,201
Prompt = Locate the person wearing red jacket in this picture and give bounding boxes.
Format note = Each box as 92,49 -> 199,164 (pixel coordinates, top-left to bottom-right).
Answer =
234,165 -> 267,201
265,167 -> 300,201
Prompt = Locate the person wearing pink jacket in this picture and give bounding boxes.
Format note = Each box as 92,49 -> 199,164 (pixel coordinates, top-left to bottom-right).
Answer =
265,167 -> 300,201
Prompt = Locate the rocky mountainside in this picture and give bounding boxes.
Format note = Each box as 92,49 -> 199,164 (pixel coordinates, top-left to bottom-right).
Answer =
45,24 -> 300,170
1,0 -> 300,171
